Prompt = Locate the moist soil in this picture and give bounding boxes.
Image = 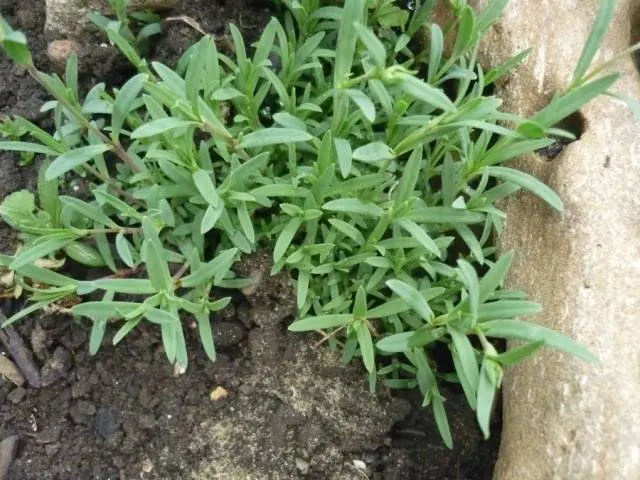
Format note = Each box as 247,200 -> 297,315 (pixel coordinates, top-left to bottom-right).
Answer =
0,0 -> 500,478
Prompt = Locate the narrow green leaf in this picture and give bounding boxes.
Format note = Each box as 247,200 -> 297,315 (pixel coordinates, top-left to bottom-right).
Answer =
112,73 -> 147,140
193,169 -> 220,208
274,218 -> 302,263
394,145 -> 423,208
428,24 -> 444,82
130,118 -> 197,139
115,232 -> 135,268
85,278 -> 155,294
334,0 -> 363,87
432,393 -> 453,449
572,0 -> 616,82
476,358 -> 499,439
452,348 -> 477,410
356,322 -> 375,373
457,259 -> 479,319
345,89 -> 375,122
239,128 -> 313,149
486,166 -> 563,212
328,218 -> 365,245
297,270 -> 310,310
478,252 -> 514,304
484,48 -> 531,85
60,196 -> 118,227
477,300 -> 542,322
160,322 -> 177,363
386,279 -> 433,322
396,218 -> 440,257
406,207 -> 485,224
398,73 -> 456,112
323,198 -> 384,217
376,332 -> 412,353
492,340 -> 544,366
532,73 -> 619,128
94,190 -> 143,220
196,313 -> 216,362
481,319 -> 598,362
352,142 -> 395,163
145,308 -> 179,325
288,314 -> 352,332
354,22 -> 386,67
237,202 -> 255,244
89,318 -> 107,355
201,204 -> 223,234
180,248 -> 238,287
0,141 -> 59,156
113,318 -> 142,345
334,138 -> 353,178
273,112 -> 306,130
448,326 -> 479,397
2,300 -> 51,327
72,301 -> 143,318
11,234 -> 77,270
37,159 -> 60,223
64,241 -> 106,267
456,224 -> 484,264
353,285 -> 367,320
46,144 -> 112,180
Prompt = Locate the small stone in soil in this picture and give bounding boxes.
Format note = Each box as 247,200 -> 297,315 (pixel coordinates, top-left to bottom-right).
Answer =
0,355 -> 25,386
94,408 -> 119,437
40,347 -> 71,387
30,323 -> 47,362
7,387 -> 26,404
210,386 -> 229,401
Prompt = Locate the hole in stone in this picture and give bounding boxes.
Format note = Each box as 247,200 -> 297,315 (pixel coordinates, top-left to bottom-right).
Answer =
536,110 -> 586,160
631,2 -> 640,74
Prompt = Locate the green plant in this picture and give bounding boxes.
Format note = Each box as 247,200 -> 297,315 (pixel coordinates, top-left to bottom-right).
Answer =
89,0 -> 163,54
0,116 -> 38,165
0,0 -> 633,446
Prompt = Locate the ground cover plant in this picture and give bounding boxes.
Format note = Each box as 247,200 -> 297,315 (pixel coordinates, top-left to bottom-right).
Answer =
0,0 -> 633,448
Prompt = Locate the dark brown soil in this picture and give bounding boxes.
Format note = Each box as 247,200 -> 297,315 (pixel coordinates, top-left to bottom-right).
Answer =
0,0 -> 501,478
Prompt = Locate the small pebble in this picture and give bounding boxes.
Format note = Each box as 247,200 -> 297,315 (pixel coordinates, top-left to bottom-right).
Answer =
47,39 -> 81,72
141,457 -> 154,473
0,355 -> 25,387
210,386 -> 229,401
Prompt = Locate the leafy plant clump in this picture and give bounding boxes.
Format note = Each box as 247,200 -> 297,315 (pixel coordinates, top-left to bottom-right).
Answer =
0,0 -> 632,446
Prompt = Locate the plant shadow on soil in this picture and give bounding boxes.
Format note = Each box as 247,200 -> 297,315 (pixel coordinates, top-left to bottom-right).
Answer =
0,0 -> 500,478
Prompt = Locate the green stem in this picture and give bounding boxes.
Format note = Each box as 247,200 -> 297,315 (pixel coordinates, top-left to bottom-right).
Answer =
28,67 -> 142,174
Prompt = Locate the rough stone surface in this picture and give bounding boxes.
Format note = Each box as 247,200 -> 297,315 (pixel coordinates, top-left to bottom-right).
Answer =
463,1 -> 640,479
45,0 -> 176,39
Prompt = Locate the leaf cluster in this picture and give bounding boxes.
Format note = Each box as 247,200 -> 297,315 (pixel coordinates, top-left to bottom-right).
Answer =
0,0 -> 628,446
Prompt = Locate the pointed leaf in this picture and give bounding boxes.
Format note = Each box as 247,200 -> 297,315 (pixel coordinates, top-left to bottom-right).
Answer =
130,118 -> 197,139
288,314 -> 353,332
239,128 -> 312,149
46,144 -> 112,180
356,322 -> 375,373
386,279 -> 433,322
